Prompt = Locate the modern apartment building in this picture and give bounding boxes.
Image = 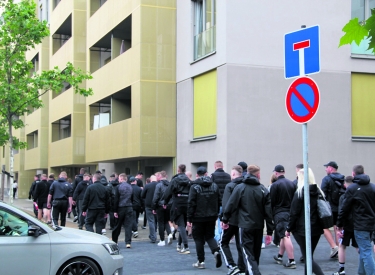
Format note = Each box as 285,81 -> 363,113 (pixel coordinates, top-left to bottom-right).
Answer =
176,0 -> 375,181
1,0 -> 176,198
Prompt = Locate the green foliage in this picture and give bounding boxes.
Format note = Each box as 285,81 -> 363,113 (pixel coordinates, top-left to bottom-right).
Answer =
339,9 -> 375,54
0,0 -> 93,151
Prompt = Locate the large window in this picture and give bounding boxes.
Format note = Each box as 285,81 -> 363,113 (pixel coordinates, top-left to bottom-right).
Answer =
351,0 -> 375,55
193,0 -> 216,60
52,115 -> 71,142
193,70 -> 217,139
26,131 -> 38,150
352,73 -> 375,140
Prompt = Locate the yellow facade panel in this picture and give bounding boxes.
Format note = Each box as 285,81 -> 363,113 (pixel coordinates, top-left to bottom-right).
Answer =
352,73 -> 375,137
141,0 -> 176,8
49,137 -> 73,167
73,10 -> 87,63
25,109 -> 42,134
194,70 -> 217,139
49,88 -> 74,122
24,148 -> 41,170
50,0 -> 73,35
50,38 -> 73,70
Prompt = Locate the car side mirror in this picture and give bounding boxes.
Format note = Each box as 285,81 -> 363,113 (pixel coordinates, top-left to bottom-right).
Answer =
28,225 -> 40,237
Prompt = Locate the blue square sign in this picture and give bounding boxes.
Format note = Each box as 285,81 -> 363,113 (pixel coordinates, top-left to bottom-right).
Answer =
284,25 -> 320,79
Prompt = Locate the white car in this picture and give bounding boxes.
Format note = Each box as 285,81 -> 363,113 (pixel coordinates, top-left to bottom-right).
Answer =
0,201 -> 123,275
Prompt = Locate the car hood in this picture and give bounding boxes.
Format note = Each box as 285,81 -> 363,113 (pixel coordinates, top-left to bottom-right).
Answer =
50,227 -> 113,244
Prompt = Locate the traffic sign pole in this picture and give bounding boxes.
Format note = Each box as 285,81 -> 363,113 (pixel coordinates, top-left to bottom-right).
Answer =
300,25 -> 313,275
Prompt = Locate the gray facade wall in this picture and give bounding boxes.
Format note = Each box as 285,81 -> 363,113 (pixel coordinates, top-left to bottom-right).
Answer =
176,1 -> 375,182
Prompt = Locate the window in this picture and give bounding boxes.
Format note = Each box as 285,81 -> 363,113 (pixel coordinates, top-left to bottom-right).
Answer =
52,115 -> 71,142
0,208 -> 29,236
30,53 -> 39,76
38,0 -> 49,23
193,70 -> 217,139
53,0 -> 62,10
26,131 -> 38,150
351,0 -> 375,55
351,73 -> 375,140
52,14 -> 72,55
52,68 -> 71,99
193,0 -> 216,60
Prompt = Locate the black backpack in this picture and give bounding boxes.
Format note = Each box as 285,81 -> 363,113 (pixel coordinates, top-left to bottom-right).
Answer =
329,176 -> 346,206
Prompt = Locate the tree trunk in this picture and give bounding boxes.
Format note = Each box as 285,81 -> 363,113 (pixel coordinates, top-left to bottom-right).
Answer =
8,121 -> 14,204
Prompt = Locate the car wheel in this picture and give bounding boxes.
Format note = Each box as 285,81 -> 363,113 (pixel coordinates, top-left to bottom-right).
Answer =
57,257 -> 100,275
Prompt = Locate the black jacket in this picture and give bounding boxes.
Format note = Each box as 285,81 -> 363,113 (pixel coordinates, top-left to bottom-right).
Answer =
287,185 -> 323,236
211,168 -> 231,199
152,180 -> 172,210
113,182 -> 133,212
221,176 -> 243,226
33,180 -> 50,202
81,181 -> 110,213
187,176 -> 221,223
337,174 -> 375,232
270,175 -> 296,215
29,180 -> 39,199
141,181 -> 158,208
164,173 -> 191,215
73,180 -> 90,201
72,174 -> 83,193
337,193 -> 354,232
131,184 -> 143,210
321,172 -> 345,212
222,174 -> 273,235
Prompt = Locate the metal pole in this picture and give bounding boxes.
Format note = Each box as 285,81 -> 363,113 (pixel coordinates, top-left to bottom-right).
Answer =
303,123 -> 312,275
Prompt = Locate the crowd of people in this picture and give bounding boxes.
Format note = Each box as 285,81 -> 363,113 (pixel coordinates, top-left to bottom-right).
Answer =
27,160 -> 375,275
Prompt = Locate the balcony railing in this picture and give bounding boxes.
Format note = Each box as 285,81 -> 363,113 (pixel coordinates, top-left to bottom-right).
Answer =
194,25 -> 216,60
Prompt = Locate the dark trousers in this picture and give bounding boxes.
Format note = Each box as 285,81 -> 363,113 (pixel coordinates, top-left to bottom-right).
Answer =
112,206 -> 133,244
78,200 -> 85,229
143,210 -> 147,227
192,221 -> 219,263
219,224 -> 245,272
293,233 -> 324,275
109,211 -> 116,229
239,228 -> 263,275
132,209 -> 140,232
12,188 -> 17,199
85,209 -> 106,234
71,204 -> 77,217
175,213 -> 188,247
52,199 -> 68,226
157,206 -> 171,241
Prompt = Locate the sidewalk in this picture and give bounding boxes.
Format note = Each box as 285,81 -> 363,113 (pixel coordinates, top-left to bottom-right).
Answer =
8,198 -> 152,243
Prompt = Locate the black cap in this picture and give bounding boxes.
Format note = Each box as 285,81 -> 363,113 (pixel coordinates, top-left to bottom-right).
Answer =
110,174 -> 115,178
274,165 -> 285,173
197,166 -> 207,175
238,161 -> 248,171
95,170 -> 102,174
324,161 -> 338,169
129,176 -> 136,182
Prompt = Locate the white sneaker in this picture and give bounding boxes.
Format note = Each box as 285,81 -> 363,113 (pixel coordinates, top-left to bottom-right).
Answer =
167,233 -> 173,245
261,243 -> 265,249
157,240 -> 165,246
102,229 -> 106,235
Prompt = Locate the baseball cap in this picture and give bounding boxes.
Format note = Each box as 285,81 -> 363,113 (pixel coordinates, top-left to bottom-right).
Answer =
273,165 -> 285,173
95,170 -> 102,174
129,176 -> 136,182
324,161 -> 338,169
197,166 -> 207,175
238,161 -> 248,171
110,174 -> 115,177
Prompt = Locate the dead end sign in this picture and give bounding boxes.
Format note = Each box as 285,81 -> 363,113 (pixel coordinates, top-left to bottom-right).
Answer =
285,76 -> 320,124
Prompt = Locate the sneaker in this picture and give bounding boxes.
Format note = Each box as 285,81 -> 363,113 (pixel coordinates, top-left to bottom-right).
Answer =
283,261 -> 296,269
132,231 -> 139,238
261,243 -> 265,249
192,261 -> 205,269
176,244 -> 181,252
167,233 -> 173,245
274,255 -> 283,265
330,246 -> 339,258
179,247 -> 190,254
227,266 -> 240,275
73,216 -> 78,222
102,229 -> 106,235
126,244 -> 131,248
142,226 -> 146,229
300,256 -> 304,262
332,269 -> 345,275
214,251 -> 222,268
157,240 -> 165,246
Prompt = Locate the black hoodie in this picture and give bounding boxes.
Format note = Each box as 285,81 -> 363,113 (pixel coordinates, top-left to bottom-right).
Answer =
164,173 -> 191,215
287,184 -> 323,236
222,174 -> 273,235
337,174 -> 375,231
187,176 -> 221,223
321,172 -> 345,212
221,176 -> 243,226
152,179 -> 172,210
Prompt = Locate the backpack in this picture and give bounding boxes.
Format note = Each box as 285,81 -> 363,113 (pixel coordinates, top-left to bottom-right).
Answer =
329,176 -> 346,206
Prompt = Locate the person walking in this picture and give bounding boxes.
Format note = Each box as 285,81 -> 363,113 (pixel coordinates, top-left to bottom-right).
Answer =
222,165 -> 274,275
337,165 -> 375,275
142,175 -> 158,243
81,173 -> 110,234
219,165 -> 245,275
112,173 -> 134,248
129,176 -> 143,239
152,171 -> 173,246
188,166 -> 222,269
164,164 -> 191,254
286,168 -> 325,275
12,180 -> 17,199
270,165 -> 297,269
47,171 -> 73,227
73,173 -> 91,230
33,174 -> 51,223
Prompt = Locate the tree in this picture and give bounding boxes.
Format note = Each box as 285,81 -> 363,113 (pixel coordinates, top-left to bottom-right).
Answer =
0,0 -> 93,202
339,8 -> 375,53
